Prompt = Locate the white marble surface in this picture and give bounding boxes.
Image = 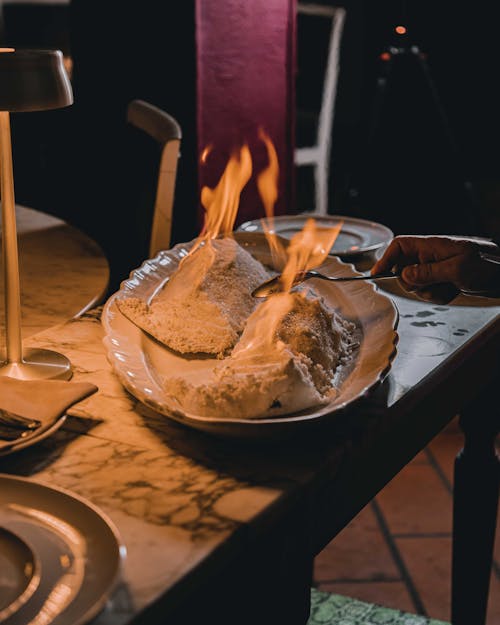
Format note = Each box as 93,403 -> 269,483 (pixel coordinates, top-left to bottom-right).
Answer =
0,205 -> 109,341
2,309 -> 321,623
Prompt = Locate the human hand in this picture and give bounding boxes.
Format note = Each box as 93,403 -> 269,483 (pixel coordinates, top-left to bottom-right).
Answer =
371,235 -> 500,303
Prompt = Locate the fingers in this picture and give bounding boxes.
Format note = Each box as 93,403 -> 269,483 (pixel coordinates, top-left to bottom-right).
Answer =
371,236 -> 432,274
371,238 -> 410,275
373,235 -> 496,301
400,256 -> 463,286
371,235 -> 472,276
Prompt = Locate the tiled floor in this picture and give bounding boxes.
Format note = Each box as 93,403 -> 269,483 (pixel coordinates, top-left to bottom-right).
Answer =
313,417 -> 500,623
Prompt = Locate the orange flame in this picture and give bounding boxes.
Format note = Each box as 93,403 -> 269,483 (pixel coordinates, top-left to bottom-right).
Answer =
200,143 -> 252,239
192,131 -> 345,351
191,144 -> 252,256
200,145 -> 212,164
253,131 -> 344,292
256,128 -> 288,270
279,218 -> 343,292
233,292 -> 294,358
244,220 -> 343,351
196,132 -> 342,306
256,128 -> 279,220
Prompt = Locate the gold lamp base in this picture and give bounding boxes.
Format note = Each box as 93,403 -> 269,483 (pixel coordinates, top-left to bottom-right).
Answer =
0,348 -> 72,380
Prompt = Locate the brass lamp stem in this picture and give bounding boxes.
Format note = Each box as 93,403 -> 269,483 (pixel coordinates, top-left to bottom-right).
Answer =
0,110 -> 22,364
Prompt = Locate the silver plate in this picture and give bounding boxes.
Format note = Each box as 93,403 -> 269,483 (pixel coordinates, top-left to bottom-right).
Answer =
0,474 -> 125,625
102,232 -> 398,438
0,527 -> 40,622
237,214 -> 394,256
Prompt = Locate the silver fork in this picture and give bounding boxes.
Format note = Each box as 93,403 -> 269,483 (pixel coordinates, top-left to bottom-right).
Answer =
0,410 -> 41,431
252,270 -> 398,298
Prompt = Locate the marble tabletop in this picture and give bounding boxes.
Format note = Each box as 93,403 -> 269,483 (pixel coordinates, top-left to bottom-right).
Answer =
0,204 -> 110,341
0,275 -> 498,623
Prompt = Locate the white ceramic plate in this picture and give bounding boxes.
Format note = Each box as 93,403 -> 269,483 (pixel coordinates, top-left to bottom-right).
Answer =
0,474 -> 125,625
237,214 -> 394,257
102,232 -> 398,438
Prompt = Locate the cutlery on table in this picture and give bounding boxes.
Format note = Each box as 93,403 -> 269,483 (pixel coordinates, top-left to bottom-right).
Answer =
252,270 -> 399,298
0,410 -> 41,430
0,411 -> 42,444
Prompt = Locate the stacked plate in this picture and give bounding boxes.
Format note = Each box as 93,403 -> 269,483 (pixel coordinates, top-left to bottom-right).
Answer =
237,214 -> 394,257
0,475 -> 125,625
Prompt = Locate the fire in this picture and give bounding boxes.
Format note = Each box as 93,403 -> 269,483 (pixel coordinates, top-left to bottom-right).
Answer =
200,143 -> 252,239
232,292 -> 294,358
189,143 -> 252,258
200,145 -> 212,164
256,127 -> 279,220
194,129 -> 276,257
256,128 -> 288,270
279,218 -> 343,292
254,130 -> 343,280
196,131 -> 343,306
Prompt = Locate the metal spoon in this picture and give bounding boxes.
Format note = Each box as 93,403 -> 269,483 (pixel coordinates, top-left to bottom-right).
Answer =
252,270 -> 399,298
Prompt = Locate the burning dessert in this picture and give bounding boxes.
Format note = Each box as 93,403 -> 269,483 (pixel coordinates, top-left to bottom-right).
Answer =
116,133 -> 358,420
117,237 -> 271,356
163,289 -> 356,419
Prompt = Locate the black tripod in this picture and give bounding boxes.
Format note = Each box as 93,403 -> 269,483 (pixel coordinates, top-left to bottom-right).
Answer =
349,37 -> 480,236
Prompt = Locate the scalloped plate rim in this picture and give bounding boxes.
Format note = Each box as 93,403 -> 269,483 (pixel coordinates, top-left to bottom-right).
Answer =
102,233 -> 399,436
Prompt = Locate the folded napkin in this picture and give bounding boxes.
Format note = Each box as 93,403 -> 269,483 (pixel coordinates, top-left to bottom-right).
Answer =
0,377 -> 98,423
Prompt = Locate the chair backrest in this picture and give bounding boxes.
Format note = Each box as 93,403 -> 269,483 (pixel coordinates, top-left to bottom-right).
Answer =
126,99 -> 182,256
295,3 -> 346,215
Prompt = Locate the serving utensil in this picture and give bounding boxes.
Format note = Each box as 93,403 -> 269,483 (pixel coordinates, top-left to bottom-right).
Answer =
252,270 -> 399,298
0,410 -> 41,430
0,410 -> 42,445
0,416 -> 41,449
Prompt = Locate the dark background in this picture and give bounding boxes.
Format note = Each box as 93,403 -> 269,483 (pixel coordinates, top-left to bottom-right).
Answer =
2,0 -> 500,289
297,0 -> 500,239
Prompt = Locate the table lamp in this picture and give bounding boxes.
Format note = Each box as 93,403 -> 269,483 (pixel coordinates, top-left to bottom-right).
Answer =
0,48 -> 73,380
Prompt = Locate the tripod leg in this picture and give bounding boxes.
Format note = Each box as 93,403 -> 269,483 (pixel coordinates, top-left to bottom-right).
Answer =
417,53 -> 481,234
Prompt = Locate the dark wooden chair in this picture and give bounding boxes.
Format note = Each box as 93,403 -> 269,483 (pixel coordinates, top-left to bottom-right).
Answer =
126,99 -> 182,257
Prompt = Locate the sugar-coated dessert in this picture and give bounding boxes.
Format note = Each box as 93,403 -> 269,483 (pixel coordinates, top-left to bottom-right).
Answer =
117,237 -> 271,355
163,291 -> 357,419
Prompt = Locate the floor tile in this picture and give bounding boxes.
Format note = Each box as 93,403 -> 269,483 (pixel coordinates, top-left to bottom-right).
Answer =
395,536 -> 451,621
376,463 -> 453,535
396,535 -> 500,624
429,431 -> 500,568
315,581 -> 416,614
314,503 -> 400,582
312,425 -> 499,623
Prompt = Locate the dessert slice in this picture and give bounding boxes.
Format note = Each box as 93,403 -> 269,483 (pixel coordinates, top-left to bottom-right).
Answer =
117,237 -> 270,355
162,290 -> 357,419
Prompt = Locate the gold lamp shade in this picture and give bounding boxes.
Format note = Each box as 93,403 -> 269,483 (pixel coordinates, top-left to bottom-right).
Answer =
0,48 -> 74,380
0,48 -> 73,111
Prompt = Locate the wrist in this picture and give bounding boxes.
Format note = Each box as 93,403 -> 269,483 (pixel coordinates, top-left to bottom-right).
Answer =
460,252 -> 500,297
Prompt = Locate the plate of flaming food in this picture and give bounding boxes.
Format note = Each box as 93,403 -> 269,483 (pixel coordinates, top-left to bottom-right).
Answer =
102,136 -> 398,438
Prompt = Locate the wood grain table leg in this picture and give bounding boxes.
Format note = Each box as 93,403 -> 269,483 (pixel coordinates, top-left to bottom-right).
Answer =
452,388 -> 499,625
